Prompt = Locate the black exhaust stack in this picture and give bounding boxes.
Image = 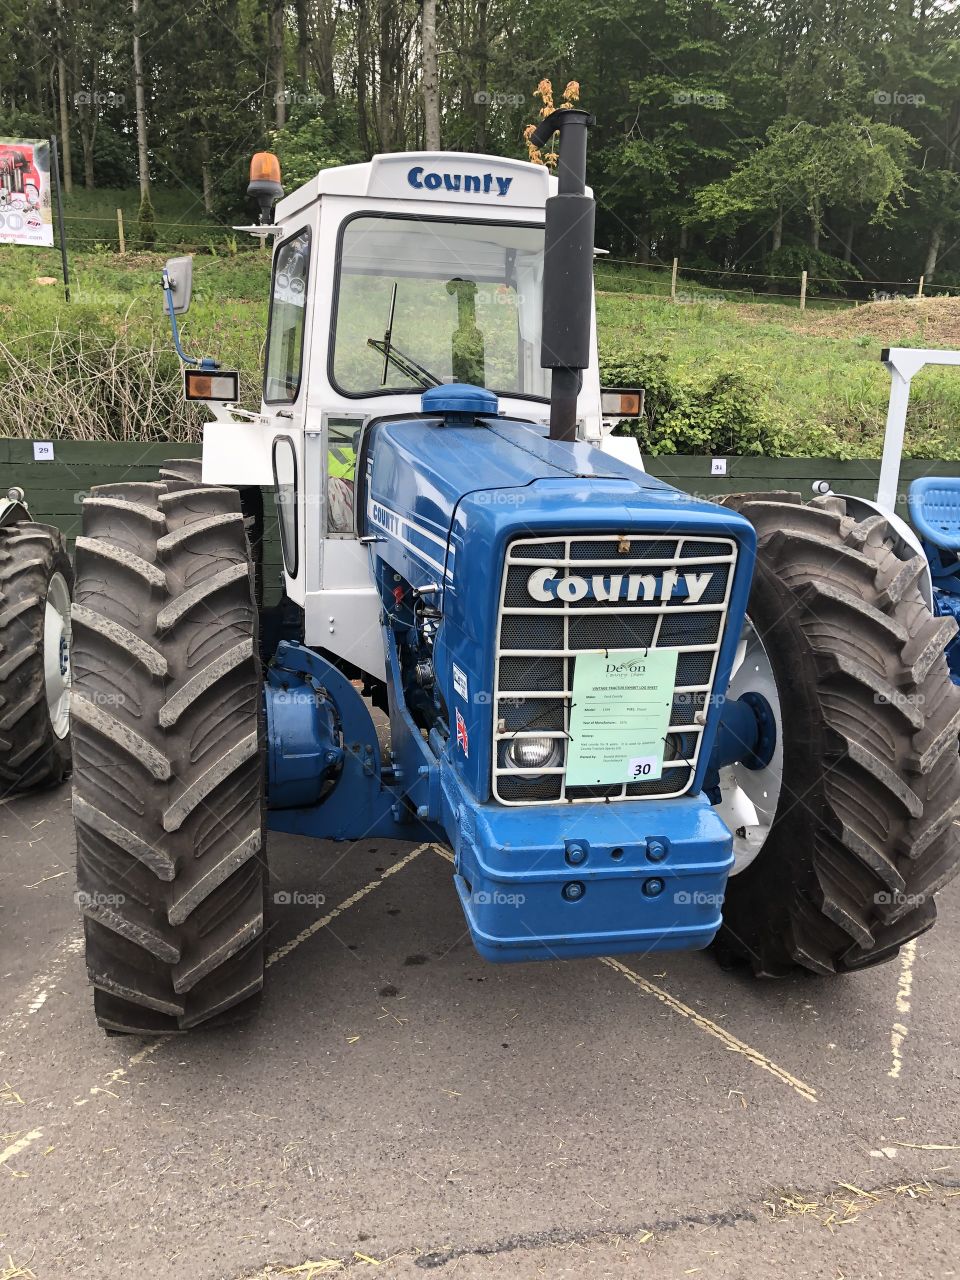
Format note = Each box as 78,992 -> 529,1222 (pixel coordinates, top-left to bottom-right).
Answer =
532,107 -> 595,442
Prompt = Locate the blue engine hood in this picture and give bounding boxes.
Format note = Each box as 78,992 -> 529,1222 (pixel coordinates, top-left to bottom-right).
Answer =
363,414 -> 740,585
363,414 -> 757,804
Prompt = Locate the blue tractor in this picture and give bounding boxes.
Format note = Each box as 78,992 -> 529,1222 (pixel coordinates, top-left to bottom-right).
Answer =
68,114 -> 960,1033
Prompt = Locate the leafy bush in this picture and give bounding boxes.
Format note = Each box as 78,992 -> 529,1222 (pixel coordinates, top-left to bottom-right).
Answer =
89,124 -> 137,189
602,351 -> 786,455
268,103 -> 363,192
764,245 -> 862,294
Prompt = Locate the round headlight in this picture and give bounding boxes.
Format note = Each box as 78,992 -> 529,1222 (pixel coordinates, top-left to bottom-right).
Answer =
508,735 -> 561,770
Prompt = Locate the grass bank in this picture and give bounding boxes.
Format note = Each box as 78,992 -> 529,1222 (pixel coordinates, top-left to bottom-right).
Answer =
1,238 -> 958,455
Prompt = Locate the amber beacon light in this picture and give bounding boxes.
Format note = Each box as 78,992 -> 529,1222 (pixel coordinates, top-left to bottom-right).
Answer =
248,151 -> 284,224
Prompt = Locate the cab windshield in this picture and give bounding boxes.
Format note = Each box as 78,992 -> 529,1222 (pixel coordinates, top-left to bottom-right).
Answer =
331,215 -> 548,400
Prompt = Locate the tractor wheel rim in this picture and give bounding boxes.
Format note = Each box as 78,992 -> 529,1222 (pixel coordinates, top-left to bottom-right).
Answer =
44,571 -> 71,740
717,614 -> 784,876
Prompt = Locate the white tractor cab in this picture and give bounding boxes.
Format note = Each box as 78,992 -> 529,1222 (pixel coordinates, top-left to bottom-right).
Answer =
164,147 -> 637,680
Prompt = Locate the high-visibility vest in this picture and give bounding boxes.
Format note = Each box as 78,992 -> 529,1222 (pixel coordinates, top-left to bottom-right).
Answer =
328,444 -> 355,479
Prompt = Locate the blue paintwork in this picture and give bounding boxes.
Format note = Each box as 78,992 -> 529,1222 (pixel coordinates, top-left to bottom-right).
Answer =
265,630 -> 734,959
364,415 -> 757,803
710,693 -> 776,773
932,589 -> 960,685
421,382 -> 499,419
266,643 -> 426,840
406,166 -> 515,198
440,768 -> 734,961
265,408 -> 762,960
264,658 -> 343,809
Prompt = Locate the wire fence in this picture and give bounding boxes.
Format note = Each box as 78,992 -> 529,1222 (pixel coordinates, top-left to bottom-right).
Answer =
595,255 -> 959,310
13,204 -> 960,310
44,205 -> 252,255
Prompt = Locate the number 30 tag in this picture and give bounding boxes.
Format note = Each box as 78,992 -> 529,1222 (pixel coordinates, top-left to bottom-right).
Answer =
628,755 -> 660,781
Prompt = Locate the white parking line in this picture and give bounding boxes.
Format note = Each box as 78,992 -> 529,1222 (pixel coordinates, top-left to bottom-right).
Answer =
72,842 -> 442,1103
600,956 -> 817,1103
266,842 -> 436,967
429,846 -> 816,1103
0,932 -> 83,1038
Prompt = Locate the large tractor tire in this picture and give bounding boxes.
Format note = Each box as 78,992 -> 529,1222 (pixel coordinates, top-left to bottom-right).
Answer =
158,459 -> 265,608
71,478 -> 267,1033
0,521 -> 72,792
719,493 -> 960,976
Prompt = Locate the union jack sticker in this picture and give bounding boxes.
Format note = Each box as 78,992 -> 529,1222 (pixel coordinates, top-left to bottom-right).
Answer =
455,708 -> 469,757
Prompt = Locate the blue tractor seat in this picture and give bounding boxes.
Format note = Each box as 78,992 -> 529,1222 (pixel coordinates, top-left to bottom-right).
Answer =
909,477 -> 960,590
910,476 -> 960,552
909,477 -> 960,684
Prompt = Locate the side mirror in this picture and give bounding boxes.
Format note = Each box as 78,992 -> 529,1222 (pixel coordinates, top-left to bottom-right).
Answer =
163,255 -> 193,315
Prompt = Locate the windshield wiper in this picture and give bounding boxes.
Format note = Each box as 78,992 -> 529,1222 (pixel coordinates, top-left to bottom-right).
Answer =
379,282 -> 398,385
366,337 -> 443,389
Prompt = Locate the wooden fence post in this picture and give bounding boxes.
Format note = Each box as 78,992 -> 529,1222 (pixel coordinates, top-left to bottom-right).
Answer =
917,275 -> 924,299
670,257 -> 679,301
799,270 -> 808,311
117,208 -> 125,255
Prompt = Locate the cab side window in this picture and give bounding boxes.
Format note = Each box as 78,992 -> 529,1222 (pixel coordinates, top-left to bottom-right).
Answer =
327,418 -> 363,535
264,228 -> 311,403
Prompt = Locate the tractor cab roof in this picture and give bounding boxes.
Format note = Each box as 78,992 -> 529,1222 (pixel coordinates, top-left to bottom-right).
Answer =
276,151 -> 587,221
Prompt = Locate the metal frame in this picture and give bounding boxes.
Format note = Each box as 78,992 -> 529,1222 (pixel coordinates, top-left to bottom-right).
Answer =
492,533 -> 738,805
878,347 -> 960,513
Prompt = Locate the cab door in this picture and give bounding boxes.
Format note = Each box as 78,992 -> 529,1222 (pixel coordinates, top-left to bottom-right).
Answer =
262,213 -> 318,605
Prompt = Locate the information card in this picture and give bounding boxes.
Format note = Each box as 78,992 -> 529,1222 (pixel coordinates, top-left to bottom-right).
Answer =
566,648 -> 679,787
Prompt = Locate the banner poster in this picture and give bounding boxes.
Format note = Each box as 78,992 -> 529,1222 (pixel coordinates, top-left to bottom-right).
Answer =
0,138 -> 54,247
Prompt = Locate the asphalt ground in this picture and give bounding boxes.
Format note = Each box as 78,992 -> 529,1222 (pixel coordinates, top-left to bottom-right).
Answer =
1,782 -> 959,1279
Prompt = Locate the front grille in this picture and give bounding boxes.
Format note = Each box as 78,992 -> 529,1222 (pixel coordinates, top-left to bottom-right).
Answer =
492,533 -> 737,805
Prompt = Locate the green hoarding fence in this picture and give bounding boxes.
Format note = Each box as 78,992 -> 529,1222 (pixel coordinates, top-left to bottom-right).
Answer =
1,440 -> 282,604
3,439 -> 954,605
